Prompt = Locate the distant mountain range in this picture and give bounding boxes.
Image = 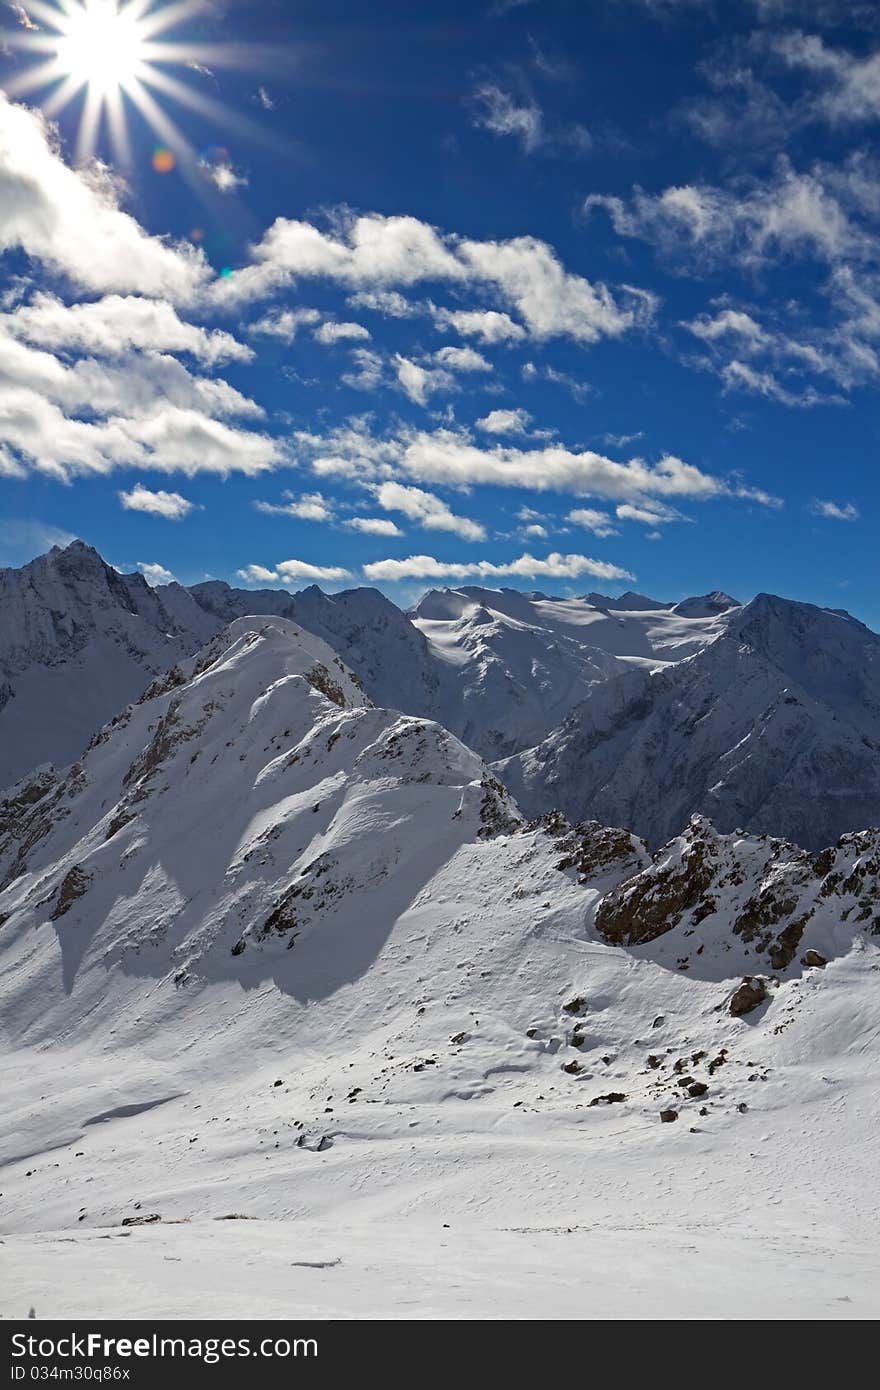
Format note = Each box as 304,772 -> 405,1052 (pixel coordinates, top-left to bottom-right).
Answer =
1,540 -> 877,850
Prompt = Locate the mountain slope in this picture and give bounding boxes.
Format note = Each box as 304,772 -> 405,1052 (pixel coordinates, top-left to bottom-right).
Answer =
499,594 -> 880,850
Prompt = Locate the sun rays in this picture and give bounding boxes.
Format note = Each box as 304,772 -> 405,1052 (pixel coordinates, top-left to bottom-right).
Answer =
1,0 -> 265,168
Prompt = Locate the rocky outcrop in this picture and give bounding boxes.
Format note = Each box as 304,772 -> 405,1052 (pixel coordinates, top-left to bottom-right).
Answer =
591,815 -> 880,971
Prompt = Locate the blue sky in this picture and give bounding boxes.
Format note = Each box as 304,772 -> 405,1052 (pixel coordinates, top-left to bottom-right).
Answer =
0,0 -> 877,622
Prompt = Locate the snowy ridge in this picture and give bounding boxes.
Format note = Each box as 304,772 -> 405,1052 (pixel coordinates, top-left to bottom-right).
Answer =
185,577 -> 442,720
0,614 -> 517,1033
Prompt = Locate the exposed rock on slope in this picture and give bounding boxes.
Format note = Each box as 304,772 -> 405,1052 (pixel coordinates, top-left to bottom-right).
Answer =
592,813 -> 880,973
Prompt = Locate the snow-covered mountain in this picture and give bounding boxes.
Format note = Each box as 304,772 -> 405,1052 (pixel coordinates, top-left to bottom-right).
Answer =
3,544 -> 879,858
406,584 -> 736,758
410,584 -> 735,666
0,541 -> 218,791
0,613 -> 519,1023
2,613 -> 879,1316
500,593 -> 880,850
0,546 -> 737,790
184,576 -> 442,721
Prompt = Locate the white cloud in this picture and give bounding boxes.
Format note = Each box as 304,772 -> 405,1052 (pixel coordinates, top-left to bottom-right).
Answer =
362,551 -> 635,583
394,430 -> 728,500
683,309 -> 768,345
0,382 -> 281,481
432,307 -> 526,343
720,359 -> 839,407
812,498 -> 860,520
201,160 -> 248,194
214,213 -> 463,305
3,292 -> 251,364
297,422 -> 779,511
211,210 -> 651,347
0,323 -> 280,480
476,407 -> 533,436
236,564 -> 278,584
375,481 -> 486,541
238,559 -> 352,584
137,560 -> 175,585
433,344 -> 492,372
346,516 -> 404,536
773,32 -> 880,126
615,501 -> 681,525
342,348 -> 385,391
522,523 -> 548,538
119,483 -> 194,520
567,507 -> 618,537
457,235 -> 656,344
603,429 -> 644,447
394,354 -> 453,405
248,307 -> 322,341
684,283 -> 880,398
0,97 -> 208,300
255,491 -> 334,522
521,359 -> 592,400
470,82 -> 590,156
313,320 -> 371,344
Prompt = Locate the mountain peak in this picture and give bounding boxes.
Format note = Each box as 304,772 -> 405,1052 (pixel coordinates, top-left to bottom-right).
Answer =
670,591 -> 740,618
582,590 -> 672,612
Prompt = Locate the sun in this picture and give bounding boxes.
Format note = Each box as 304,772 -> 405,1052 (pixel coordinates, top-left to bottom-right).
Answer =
55,1 -> 147,96
1,0 -> 266,169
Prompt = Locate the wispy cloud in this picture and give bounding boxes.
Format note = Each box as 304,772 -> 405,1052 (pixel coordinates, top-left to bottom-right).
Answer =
811,498 -> 860,519
470,81 -> 591,155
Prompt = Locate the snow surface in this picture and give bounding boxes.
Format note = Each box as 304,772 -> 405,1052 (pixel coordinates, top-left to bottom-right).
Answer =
2,615 -> 879,1319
